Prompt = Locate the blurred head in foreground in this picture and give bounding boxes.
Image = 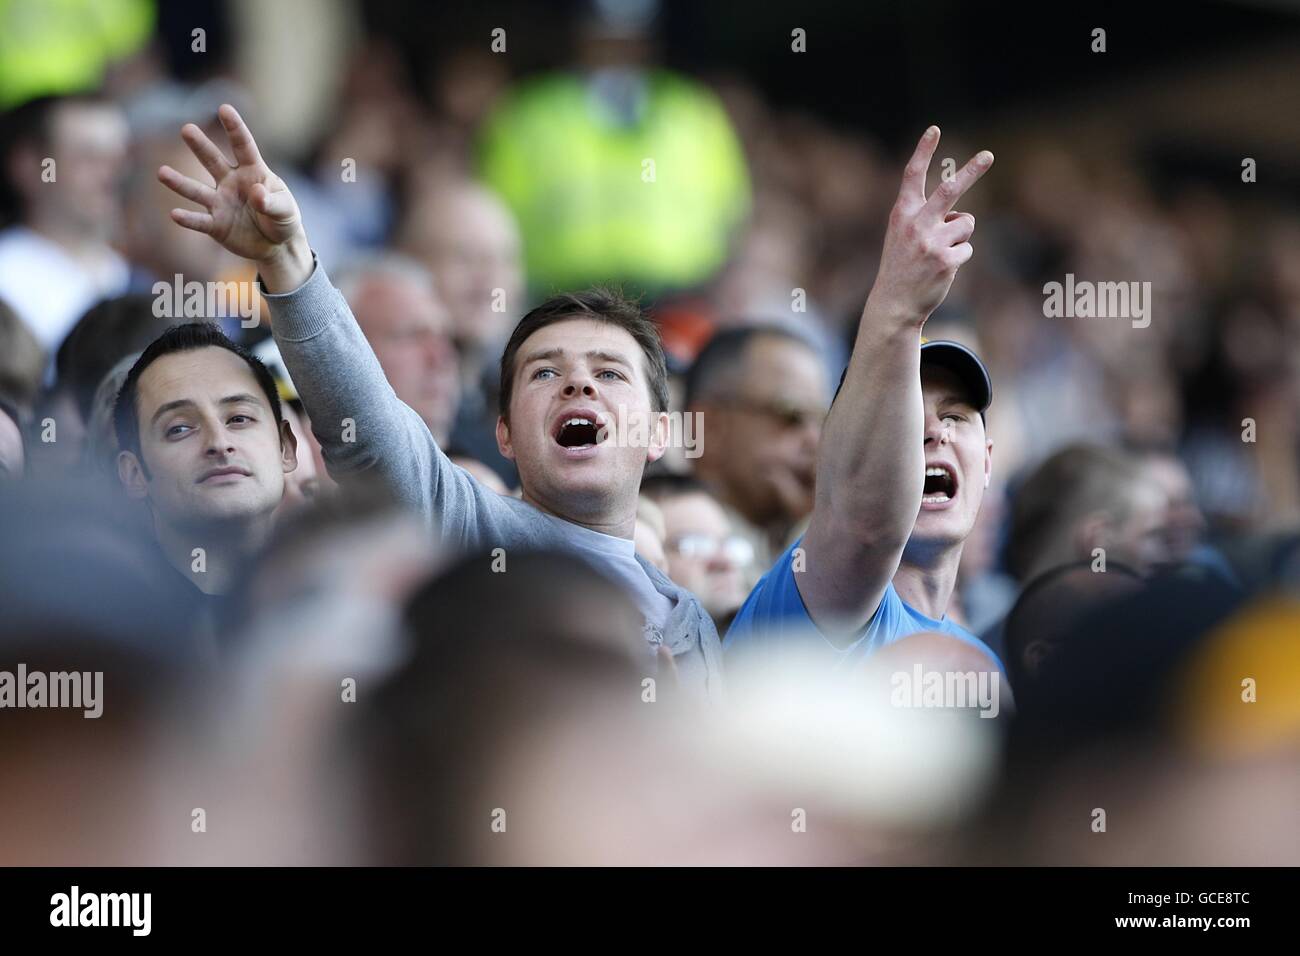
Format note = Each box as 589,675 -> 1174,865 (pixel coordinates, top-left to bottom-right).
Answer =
978,584 -> 1298,866
1004,559 -> 1146,695
0,479 -> 206,865
361,571 -> 1002,864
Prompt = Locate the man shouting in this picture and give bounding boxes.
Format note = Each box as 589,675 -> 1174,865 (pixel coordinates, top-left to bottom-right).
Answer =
158,106 -> 722,696
725,127 -> 1005,672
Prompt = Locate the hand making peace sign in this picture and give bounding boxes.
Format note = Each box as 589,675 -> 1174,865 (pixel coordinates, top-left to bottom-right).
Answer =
867,126 -> 994,325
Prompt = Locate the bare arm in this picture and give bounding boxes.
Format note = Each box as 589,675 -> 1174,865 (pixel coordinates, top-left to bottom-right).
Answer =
797,127 -> 993,640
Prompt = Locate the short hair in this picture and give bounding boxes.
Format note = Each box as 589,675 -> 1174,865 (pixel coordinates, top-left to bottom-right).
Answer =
684,325 -> 814,408
1004,444 -> 1147,582
1004,559 -> 1143,694
86,352 -> 140,480
113,322 -> 283,460
56,294 -> 178,423
498,287 -> 668,420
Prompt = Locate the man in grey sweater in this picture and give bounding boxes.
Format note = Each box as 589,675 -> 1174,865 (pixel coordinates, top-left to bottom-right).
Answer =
157,105 -> 722,699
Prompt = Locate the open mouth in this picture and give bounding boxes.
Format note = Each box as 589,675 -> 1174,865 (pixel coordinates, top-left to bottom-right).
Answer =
553,411 -> 606,451
922,463 -> 957,505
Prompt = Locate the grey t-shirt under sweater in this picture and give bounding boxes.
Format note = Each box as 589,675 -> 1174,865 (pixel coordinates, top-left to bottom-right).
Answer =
260,256 -> 723,701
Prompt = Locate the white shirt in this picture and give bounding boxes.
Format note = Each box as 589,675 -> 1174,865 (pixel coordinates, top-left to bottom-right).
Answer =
0,226 -> 130,352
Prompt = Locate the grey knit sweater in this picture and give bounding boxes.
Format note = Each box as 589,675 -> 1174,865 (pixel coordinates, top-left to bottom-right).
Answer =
261,256 -> 724,701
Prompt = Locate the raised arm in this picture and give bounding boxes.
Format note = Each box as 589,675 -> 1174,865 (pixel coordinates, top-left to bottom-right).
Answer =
157,105 -> 457,520
158,104 -> 313,293
797,127 -> 993,637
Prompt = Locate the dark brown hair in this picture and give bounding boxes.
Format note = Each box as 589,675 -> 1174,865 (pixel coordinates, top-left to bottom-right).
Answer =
113,322 -> 283,463
498,288 -> 669,421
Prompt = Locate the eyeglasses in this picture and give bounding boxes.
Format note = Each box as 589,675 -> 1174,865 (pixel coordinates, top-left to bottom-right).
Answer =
666,533 -> 755,566
718,397 -> 826,431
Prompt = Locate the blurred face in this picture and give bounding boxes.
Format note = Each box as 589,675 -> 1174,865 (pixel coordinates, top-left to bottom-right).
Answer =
696,336 -> 827,527
1142,454 -> 1205,562
1108,481 -> 1174,575
127,136 -> 233,281
633,518 -> 669,575
42,102 -> 129,235
409,185 -> 523,353
497,318 -> 667,526
351,274 -> 460,443
907,366 -> 992,554
117,347 -> 297,531
660,492 -> 751,618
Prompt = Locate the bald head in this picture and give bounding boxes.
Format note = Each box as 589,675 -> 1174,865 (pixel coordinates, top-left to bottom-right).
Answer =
401,179 -> 524,354
867,631 -> 1007,718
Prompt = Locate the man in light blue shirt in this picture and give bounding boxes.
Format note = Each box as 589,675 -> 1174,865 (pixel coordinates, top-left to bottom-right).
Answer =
726,127 -> 1002,672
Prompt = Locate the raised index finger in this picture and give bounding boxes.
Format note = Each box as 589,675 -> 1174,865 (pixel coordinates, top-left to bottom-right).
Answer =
217,103 -> 265,169
925,149 -> 995,218
898,126 -> 941,206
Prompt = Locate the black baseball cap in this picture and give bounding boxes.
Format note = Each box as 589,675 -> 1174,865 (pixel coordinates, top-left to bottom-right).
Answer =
832,337 -> 993,415
919,338 -> 992,414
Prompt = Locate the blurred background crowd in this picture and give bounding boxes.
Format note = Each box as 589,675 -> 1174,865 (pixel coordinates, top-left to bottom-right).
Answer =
1,0 -> 1299,865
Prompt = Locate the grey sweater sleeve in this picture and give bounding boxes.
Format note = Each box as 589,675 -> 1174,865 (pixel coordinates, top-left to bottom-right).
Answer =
259,255 -> 486,542
257,258 -> 725,701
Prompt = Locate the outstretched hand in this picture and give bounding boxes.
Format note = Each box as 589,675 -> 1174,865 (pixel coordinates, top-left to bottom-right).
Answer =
158,104 -> 312,291
867,126 -> 993,325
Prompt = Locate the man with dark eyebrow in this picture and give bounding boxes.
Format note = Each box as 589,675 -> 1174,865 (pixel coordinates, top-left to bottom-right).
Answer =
154,108 -> 989,699
113,322 -> 299,607
157,106 -> 729,698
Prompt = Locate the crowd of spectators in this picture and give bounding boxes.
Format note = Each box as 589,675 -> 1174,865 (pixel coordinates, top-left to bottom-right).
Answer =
1,1 -> 1298,865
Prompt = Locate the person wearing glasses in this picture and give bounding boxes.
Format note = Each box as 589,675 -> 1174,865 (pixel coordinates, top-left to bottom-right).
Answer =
642,474 -> 754,630
683,325 -> 830,586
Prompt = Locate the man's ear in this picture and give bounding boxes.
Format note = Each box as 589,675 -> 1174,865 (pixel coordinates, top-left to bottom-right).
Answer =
646,410 -> 671,464
1074,511 -> 1111,559
279,419 -> 299,474
984,437 -> 994,489
495,416 -> 516,461
117,449 -> 150,500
